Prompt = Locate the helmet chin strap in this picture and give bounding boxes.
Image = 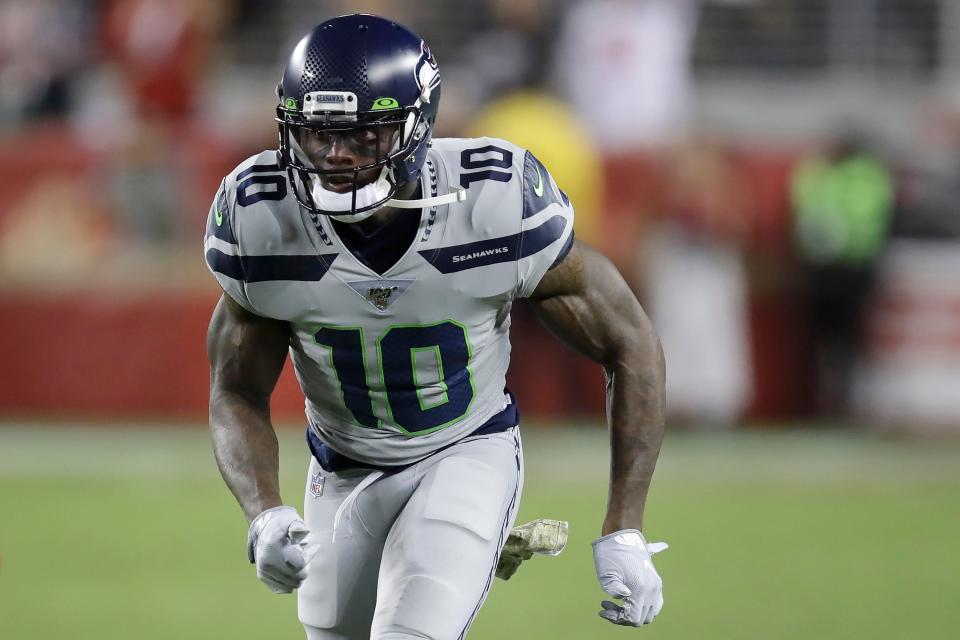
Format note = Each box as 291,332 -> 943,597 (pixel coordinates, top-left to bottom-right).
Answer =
311,173 -> 465,222
387,187 -> 466,208
310,166 -> 393,223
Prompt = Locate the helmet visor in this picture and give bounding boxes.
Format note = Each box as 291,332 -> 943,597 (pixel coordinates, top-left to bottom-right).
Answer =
292,121 -> 400,167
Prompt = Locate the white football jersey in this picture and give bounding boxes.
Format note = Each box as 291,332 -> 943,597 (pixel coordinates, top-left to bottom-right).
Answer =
204,137 -> 574,465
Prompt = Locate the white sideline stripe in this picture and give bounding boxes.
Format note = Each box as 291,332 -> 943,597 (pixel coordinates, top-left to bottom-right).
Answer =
1,426 -> 959,483
0,427 -> 220,478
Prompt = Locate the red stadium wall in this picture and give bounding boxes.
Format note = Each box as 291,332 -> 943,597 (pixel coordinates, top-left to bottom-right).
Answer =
0,291 -> 610,421
0,292 -> 262,419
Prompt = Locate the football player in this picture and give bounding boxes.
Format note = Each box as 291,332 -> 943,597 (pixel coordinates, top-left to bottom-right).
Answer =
205,14 -> 667,639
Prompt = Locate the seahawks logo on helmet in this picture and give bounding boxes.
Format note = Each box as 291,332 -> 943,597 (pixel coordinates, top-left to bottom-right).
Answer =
415,41 -> 440,102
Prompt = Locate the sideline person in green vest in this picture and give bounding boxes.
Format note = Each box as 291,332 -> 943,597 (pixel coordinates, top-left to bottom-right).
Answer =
790,133 -> 895,418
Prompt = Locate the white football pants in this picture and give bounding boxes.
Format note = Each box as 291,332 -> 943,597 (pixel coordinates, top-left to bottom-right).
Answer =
299,427 -> 523,640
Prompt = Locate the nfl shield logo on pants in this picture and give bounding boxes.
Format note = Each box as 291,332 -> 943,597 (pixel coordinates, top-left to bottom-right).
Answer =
310,472 -> 325,498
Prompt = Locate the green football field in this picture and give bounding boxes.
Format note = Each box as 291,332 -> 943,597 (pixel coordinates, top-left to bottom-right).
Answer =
1,423 -> 958,639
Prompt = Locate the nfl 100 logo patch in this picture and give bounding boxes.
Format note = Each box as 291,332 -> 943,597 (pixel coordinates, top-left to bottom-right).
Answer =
367,286 -> 398,311
310,472 -> 325,498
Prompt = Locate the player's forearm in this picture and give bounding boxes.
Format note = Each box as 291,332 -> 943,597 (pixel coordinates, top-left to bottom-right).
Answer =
602,337 -> 666,536
209,390 -> 283,523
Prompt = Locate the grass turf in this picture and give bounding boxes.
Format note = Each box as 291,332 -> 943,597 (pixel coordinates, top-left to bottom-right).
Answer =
1,424 -> 958,639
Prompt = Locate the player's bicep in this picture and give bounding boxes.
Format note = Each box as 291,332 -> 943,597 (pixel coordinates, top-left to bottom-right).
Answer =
207,294 -> 290,406
527,241 -> 650,364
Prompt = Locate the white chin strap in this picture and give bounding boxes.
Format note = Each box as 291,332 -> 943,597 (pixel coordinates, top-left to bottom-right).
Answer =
309,173 -> 466,225
387,187 -> 466,209
310,174 -> 466,222
310,166 -> 393,223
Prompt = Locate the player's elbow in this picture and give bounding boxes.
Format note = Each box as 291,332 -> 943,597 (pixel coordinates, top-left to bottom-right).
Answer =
605,314 -> 665,385
209,372 -> 273,419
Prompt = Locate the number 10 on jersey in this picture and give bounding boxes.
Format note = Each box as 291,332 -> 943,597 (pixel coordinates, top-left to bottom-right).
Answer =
314,321 -> 475,434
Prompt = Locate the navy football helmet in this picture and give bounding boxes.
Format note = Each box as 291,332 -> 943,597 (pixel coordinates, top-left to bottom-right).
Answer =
276,14 -> 461,221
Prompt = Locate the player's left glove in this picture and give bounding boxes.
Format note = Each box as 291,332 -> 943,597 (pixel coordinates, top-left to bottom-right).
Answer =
592,529 -> 668,627
246,506 -> 313,594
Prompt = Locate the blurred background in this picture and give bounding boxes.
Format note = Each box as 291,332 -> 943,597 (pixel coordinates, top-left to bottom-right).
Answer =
1,1 -> 959,639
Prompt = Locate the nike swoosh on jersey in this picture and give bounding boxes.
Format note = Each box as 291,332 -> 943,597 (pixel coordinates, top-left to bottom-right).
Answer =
522,151 -> 567,219
208,188 -> 236,244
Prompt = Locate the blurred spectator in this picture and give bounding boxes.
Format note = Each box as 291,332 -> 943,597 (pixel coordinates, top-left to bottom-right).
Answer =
790,131 -> 895,418
897,99 -> 960,239
0,0 -> 94,126
552,0 -> 703,276
100,0 -> 227,125
97,0 -> 231,246
438,0 -> 556,135
554,0 -> 699,152
644,136 -> 754,426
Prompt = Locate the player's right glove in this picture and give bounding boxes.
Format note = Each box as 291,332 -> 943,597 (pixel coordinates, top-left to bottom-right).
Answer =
592,529 -> 668,627
246,506 -> 313,594
496,519 -> 568,580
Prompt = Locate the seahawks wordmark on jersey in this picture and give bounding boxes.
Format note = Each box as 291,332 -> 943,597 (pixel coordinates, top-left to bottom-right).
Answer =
204,138 -> 574,465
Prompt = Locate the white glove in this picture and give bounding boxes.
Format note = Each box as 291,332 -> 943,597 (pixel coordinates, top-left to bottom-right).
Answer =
592,529 -> 668,627
246,506 -> 313,594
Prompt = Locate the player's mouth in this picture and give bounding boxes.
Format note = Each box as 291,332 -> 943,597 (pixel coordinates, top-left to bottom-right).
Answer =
319,175 -> 357,193
319,169 -> 380,193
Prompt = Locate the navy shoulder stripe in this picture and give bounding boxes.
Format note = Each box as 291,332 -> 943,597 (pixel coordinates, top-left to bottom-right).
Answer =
522,151 -> 567,219
206,250 -> 337,282
419,214 -> 567,274
519,214 -> 567,259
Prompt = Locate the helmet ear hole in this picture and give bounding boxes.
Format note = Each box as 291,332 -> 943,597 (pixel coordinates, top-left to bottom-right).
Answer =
413,121 -> 428,142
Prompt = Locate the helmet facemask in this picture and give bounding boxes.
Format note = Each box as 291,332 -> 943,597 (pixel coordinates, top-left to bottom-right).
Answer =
277,99 -> 429,222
